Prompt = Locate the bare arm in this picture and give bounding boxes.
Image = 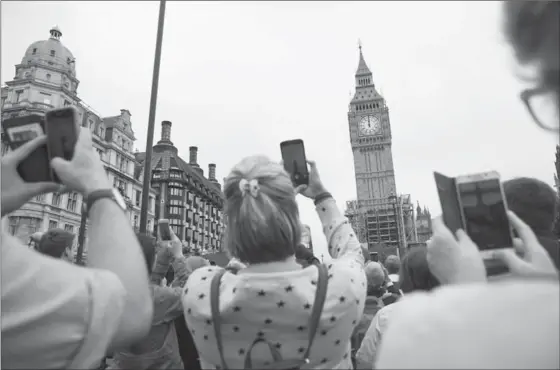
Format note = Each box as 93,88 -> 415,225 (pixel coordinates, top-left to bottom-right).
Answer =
170,255 -> 190,288
151,247 -> 173,285
316,197 -> 364,265
87,199 -> 153,350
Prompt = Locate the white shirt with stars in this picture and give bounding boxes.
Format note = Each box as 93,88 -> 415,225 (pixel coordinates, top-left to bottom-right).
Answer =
182,197 -> 366,369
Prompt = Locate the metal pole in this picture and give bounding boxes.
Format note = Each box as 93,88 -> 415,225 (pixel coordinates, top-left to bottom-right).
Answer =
392,202 -> 400,259
76,202 -> 87,265
140,0 -> 167,233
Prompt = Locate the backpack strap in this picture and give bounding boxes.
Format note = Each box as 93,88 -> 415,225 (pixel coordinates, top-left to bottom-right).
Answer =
210,268 -> 228,370
302,263 -> 329,361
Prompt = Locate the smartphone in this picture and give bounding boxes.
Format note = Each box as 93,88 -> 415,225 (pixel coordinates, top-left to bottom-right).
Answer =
158,219 -> 172,241
45,107 -> 79,182
2,114 -> 52,182
434,172 -> 464,235
280,139 -> 309,186
455,171 -> 514,258
370,252 -> 379,262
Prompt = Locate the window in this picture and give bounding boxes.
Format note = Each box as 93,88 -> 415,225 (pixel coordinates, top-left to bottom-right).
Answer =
185,228 -> 193,241
193,214 -> 199,225
96,148 -> 103,160
32,48 -> 37,54
133,214 -> 139,228
149,197 -> 154,213
9,216 -> 41,236
99,127 -> 105,139
193,231 -> 199,242
186,192 -> 193,205
147,220 -> 153,233
64,100 -> 71,106
52,192 -> 61,207
169,206 -> 181,215
186,209 -> 193,223
1,96 -> 6,106
34,194 -> 45,203
64,224 -> 74,233
50,50 -> 55,57
49,220 -> 58,229
15,90 -> 23,103
66,192 -> 78,212
135,190 -> 141,206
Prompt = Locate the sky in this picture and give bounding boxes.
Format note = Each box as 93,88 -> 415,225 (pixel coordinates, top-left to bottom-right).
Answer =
2,1 -> 558,259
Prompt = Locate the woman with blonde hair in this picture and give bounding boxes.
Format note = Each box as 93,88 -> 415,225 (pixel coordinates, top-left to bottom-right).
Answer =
182,156 -> 366,369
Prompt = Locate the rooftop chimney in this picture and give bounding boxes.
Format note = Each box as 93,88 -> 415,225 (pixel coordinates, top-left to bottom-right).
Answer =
208,163 -> 217,182
161,121 -> 172,142
189,146 -> 199,167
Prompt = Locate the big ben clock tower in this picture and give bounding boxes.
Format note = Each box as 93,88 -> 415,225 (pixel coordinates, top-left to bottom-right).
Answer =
348,45 -> 397,205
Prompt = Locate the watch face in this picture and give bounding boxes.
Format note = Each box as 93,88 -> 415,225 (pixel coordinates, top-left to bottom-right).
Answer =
358,115 -> 381,136
112,188 -> 127,210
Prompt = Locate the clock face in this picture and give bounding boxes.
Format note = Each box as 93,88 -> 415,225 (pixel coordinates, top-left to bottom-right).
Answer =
358,115 -> 381,136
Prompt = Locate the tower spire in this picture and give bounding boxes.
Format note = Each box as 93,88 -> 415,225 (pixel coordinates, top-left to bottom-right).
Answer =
356,42 -> 371,77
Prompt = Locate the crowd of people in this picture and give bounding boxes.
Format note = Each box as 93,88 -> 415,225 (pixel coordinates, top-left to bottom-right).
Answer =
1,1 -> 559,369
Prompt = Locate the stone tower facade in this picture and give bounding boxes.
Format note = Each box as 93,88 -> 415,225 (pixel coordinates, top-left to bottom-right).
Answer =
348,46 -> 397,203
345,46 -> 416,257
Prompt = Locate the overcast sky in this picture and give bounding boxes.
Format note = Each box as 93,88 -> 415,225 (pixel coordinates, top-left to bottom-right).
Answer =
2,1 -> 557,258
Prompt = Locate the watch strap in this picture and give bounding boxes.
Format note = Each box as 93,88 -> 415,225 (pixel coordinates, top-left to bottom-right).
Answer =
313,192 -> 332,206
86,189 -> 117,214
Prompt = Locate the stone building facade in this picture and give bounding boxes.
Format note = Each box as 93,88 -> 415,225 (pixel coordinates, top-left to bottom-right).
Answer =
1,26 -> 158,259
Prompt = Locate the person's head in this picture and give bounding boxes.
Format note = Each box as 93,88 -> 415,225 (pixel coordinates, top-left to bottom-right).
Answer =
37,229 -> 74,259
365,262 -> 386,293
503,177 -> 558,236
384,255 -> 401,275
503,1 -> 559,132
223,155 -> 301,264
399,247 -> 440,294
136,232 -> 156,275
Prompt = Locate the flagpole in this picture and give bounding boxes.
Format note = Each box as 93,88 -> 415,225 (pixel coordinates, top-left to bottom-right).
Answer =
140,0 -> 166,233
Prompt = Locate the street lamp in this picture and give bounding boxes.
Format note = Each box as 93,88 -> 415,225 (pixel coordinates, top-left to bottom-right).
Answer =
76,200 -> 87,266
388,194 -> 400,259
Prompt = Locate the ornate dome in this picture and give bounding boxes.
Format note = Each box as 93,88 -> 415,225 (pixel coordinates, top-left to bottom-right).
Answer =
21,26 -> 76,78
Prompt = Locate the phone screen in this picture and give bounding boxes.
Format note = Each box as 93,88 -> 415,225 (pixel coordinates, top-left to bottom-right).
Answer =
280,140 -> 309,186
46,108 -> 78,162
3,116 -> 52,183
158,220 -> 172,241
457,179 -> 513,250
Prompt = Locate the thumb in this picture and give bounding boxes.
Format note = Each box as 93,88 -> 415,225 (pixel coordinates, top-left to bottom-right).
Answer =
492,249 -> 529,272
294,184 -> 307,194
50,157 -> 71,175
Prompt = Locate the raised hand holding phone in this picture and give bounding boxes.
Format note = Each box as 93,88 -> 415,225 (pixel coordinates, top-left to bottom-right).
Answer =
1,135 -> 62,216
491,211 -> 558,279
158,219 -> 182,258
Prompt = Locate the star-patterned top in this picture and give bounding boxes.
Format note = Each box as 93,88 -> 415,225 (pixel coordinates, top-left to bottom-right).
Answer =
182,197 -> 366,369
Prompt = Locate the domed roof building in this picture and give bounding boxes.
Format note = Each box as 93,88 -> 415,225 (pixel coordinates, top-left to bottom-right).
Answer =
21,26 -> 76,79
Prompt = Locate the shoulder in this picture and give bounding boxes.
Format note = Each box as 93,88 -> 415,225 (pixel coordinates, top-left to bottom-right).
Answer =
377,281 -> 560,369
1,233 -> 126,368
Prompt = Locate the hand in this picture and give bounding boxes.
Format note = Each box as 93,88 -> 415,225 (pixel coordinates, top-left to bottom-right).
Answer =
158,228 -> 183,258
427,217 -> 487,285
491,211 -> 558,279
50,129 -> 111,196
294,160 -> 328,199
1,136 -> 63,216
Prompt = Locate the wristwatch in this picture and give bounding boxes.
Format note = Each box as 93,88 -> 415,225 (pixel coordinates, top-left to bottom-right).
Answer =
86,188 -> 127,214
